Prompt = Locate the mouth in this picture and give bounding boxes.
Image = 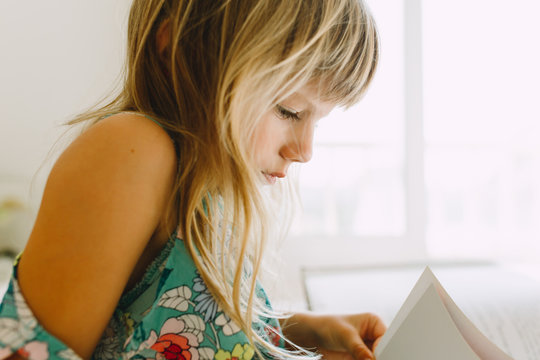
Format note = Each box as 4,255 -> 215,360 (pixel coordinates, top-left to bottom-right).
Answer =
262,171 -> 285,185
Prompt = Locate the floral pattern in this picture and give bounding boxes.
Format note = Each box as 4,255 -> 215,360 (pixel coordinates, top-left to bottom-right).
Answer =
0,234 -> 284,359
214,344 -> 254,360
0,279 -> 83,359
16,341 -> 49,360
192,275 -> 219,323
264,326 -> 282,348
151,333 -> 198,360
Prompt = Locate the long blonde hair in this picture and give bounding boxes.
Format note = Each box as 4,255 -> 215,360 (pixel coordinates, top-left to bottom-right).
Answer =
68,0 -> 378,358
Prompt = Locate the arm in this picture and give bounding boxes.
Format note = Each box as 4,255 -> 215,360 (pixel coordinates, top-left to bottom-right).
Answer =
280,312 -> 386,360
16,114 -> 177,359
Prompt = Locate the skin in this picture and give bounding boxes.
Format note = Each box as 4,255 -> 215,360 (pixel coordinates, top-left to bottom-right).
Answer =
280,313 -> 386,360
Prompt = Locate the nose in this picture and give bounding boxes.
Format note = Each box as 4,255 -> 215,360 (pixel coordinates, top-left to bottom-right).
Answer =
281,123 -> 314,163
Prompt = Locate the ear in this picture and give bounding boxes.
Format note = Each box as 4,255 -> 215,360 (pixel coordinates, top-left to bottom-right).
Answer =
156,19 -> 170,57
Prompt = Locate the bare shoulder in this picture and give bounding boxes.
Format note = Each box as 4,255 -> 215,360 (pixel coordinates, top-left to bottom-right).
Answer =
50,112 -> 178,224
77,112 -> 177,169
17,113 -> 177,358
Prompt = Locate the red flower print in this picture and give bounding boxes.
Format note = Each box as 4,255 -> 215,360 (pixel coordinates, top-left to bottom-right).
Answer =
14,341 -> 49,360
151,334 -> 193,360
140,316 -> 203,360
264,326 -> 282,347
16,348 -> 30,358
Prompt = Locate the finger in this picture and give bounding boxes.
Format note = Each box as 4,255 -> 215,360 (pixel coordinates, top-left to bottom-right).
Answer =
362,314 -> 387,345
340,327 -> 375,360
366,315 -> 386,354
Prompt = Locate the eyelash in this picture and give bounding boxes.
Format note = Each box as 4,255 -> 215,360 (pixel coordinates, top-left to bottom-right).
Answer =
275,104 -> 300,121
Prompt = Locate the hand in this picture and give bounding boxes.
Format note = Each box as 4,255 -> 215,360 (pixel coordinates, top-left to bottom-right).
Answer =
281,312 -> 386,360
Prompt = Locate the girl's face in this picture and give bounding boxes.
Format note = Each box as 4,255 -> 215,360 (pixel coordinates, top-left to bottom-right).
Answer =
251,84 -> 336,185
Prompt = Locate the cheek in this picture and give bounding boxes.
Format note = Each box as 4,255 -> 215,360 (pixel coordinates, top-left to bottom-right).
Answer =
251,127 -> 271,162
250,114 -> 283,163
248,121 -> 268,162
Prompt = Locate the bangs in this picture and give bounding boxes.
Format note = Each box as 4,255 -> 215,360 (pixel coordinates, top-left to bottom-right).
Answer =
220,0 -> 379,118
314,1 -> 379,107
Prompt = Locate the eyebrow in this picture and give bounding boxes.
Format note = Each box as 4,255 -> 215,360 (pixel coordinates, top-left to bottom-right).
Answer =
295,92 -> 316,113
283,88 -> 328,117
296,88 -> 331,117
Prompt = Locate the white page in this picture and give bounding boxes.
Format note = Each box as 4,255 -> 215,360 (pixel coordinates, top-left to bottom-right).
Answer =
374,268 -> 437,353
375,283 -> 480,360
463,301 -> 540,359
429,266 -> 540,359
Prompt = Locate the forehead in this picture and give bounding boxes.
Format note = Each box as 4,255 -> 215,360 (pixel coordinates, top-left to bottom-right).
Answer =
285,83 -> 336,117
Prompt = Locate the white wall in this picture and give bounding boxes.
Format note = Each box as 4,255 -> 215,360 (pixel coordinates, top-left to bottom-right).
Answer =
0,0 -> 131,211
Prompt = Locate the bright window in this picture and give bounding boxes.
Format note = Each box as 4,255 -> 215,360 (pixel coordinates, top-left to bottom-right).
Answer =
289,0 -> 540,265
424,0 -> 540,260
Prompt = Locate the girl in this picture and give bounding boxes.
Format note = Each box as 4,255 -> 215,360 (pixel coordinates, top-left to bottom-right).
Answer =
0,0 -> 385,359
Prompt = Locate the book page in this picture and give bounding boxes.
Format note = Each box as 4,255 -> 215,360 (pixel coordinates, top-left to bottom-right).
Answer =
375,283 -> 480,360
464,300 -> 540,359
429,265 -> 540,359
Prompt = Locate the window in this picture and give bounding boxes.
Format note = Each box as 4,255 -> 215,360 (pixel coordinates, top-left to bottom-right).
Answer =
423,0 -> 540,260
288,0 -> 540,265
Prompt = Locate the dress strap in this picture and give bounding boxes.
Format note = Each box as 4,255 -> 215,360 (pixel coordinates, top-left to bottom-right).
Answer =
141,114 -> 163,128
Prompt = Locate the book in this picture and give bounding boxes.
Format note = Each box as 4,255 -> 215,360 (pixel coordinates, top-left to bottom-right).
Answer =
374,267 -> 513,360
303,263 -> 540,359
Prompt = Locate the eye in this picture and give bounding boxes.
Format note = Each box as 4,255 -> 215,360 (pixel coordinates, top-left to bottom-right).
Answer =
275,104 -> 300,121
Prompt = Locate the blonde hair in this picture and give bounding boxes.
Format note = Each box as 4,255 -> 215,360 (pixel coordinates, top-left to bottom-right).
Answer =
68,0 -> 378,358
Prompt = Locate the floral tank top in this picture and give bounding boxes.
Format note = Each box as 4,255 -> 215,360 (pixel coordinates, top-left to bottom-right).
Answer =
0,229 -> 284,360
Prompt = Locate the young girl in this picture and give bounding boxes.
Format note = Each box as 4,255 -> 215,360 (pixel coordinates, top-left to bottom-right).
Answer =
0,0 -> 385,359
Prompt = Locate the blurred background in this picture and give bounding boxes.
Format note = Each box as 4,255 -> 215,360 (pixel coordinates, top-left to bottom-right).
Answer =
1,0 -> 539,306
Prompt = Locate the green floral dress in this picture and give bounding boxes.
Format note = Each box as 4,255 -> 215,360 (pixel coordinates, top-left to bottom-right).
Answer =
0,231 -> 285,359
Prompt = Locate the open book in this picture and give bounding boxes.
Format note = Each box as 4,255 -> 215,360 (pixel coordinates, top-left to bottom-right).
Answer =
303,263 -> 540,359
374,267 -> 513,360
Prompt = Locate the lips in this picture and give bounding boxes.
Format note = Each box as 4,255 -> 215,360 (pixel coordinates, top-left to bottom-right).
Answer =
262,172 -> 286,185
